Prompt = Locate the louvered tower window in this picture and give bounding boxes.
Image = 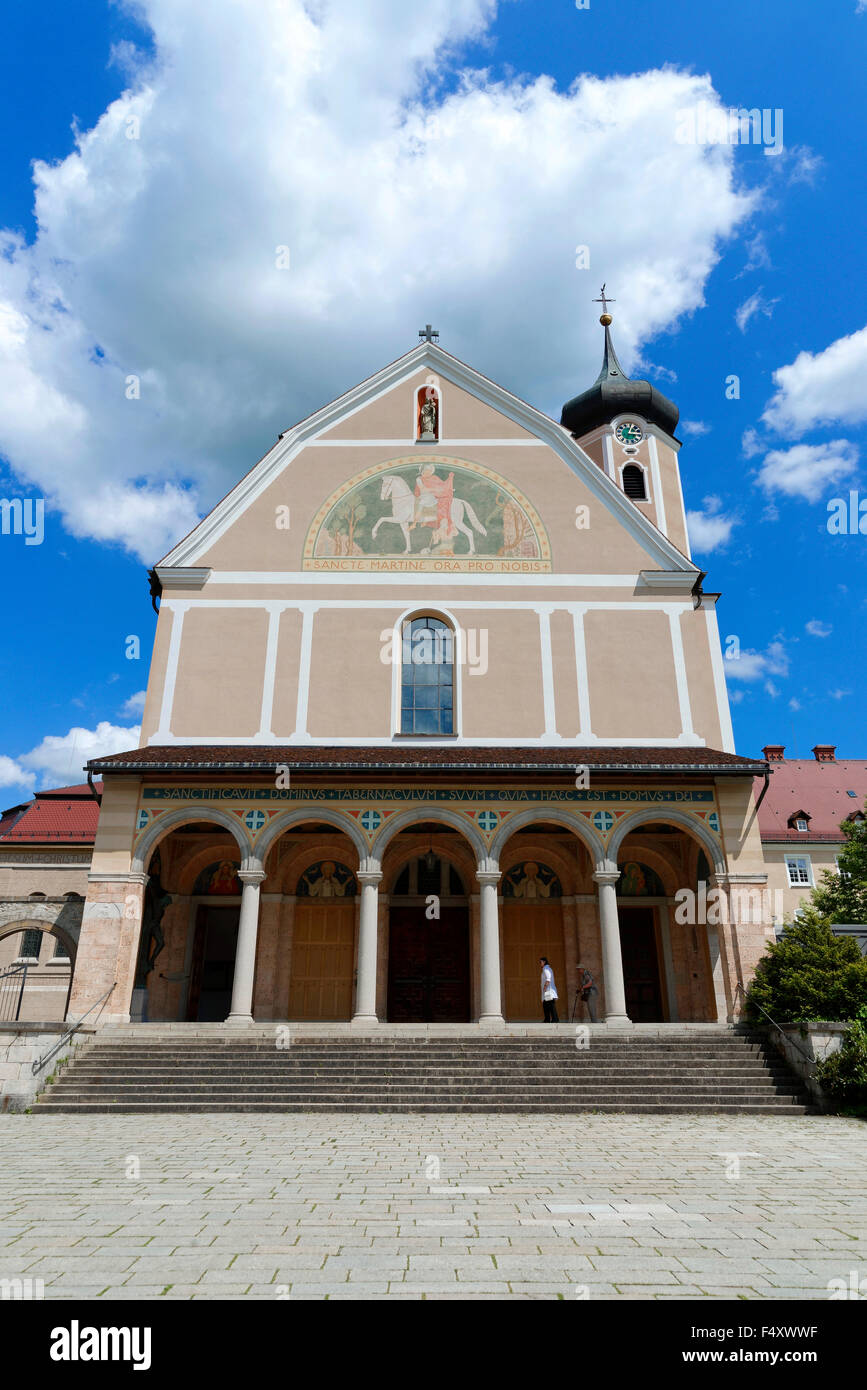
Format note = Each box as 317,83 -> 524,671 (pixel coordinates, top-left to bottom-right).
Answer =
622,464 -> 647,500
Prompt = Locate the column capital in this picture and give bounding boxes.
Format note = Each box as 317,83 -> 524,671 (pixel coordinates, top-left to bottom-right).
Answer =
476,870 -> 501,888
593,870 -> 620,887
357,870 -> 383,887
238,868 -> 266,887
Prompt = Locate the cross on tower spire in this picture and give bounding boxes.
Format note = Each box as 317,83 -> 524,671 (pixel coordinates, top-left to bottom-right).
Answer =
592,285 -> 615,324
418,323 -> 439,344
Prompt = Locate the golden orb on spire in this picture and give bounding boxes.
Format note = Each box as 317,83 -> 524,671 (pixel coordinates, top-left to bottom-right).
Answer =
599,312 -> 612,326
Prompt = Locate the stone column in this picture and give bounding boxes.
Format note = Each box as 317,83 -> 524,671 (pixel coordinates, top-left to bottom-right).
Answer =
353,869 -> 382,1024
477,869 -> 504,1027
68,873 -> 148,1025
593,870 -> 631,1025
226,868 -> 265,1026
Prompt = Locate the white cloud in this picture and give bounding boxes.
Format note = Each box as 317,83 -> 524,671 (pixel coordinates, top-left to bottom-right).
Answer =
829,688 -> 852,700
805,619 -> 832,638
764,680 -> 780,698
680,420 -> 710,437
735,289 -> 779,333
119,690 -> 147,717
754,440 -> 859,502
0,756 -> 36,797
738,231 -> 771,275
15,721 -> 140,788
686,494 -> 737,552
779,145 -> 823,186
762,324 -> 867,435
741,427 -> 764,459
788,697 -> 801,711
724,639 -> 789,683
0,1 -> 756,562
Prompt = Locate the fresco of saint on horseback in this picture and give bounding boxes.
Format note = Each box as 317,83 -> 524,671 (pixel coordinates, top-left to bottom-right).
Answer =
371,465 -> 488,554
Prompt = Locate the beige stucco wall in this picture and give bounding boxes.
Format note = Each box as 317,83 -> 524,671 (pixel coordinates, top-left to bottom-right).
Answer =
584,609 -> 681,739
761,842 -> 842,923
134,365 -> 733,751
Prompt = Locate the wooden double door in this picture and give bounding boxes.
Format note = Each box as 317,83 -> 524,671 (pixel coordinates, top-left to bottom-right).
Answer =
287,901 -> 355,1020
619,907 -> 664,1022
186,906 -> 238,1022
503,903 -> 566,1021
387,906 -> 470,1022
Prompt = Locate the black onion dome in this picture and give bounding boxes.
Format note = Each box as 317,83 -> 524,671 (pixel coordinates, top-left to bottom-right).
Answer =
560,324 -> 679,438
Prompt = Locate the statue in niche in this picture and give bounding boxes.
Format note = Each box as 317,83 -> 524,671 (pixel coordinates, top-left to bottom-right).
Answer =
135,860 -> 173,986
417,386 -> 439,441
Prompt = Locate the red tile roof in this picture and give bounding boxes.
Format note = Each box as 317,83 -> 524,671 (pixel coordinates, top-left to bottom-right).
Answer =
757,759 -> 867,843
87,745 -> 763,775
0,783 -> 103,845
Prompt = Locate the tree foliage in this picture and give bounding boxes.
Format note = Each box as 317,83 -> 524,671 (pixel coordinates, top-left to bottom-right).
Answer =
815,1006 -> 867,1114
810,798 -> 867,925
746,907 -> 867,1023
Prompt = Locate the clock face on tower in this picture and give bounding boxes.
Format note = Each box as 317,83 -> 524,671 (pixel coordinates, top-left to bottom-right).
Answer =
615,421 -> 643,446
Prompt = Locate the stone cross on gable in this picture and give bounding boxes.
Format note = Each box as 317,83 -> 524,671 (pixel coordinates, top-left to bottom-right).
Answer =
418,324 -> 439,343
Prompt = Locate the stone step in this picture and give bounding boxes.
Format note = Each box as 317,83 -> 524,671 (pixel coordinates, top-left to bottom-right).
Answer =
39,1101 -> 813,1115
40,1028 -> 809,1115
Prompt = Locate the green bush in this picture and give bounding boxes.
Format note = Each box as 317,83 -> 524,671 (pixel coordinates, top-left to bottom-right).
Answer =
746,907 -> 867,1024
816,1007 -> 867,1115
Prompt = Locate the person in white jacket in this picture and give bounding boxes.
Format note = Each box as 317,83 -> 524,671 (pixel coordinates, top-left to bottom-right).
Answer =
539,956 -> 559,1023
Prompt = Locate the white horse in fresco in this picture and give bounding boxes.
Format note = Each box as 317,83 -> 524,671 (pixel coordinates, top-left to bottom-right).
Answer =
370,475 -> 488,555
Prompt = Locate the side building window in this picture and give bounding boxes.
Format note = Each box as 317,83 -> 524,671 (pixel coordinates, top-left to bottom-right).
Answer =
400,614 -> 455,735
16,928 -> 43,961
785,856 -> 812,887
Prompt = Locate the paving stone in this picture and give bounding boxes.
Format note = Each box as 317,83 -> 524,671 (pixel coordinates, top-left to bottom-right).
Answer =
0,1112 -> 864,1301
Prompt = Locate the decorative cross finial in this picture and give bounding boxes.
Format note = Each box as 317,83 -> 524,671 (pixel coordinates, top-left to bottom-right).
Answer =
592,284 -> 615,326
593,285 -> 615,314
418,324 -> 439,343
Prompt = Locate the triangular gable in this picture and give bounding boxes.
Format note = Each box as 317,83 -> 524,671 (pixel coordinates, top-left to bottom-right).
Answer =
158,342 -> 698,576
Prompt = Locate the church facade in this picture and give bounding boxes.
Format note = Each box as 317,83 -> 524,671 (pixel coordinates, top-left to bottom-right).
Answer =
70,319 -> 772,1029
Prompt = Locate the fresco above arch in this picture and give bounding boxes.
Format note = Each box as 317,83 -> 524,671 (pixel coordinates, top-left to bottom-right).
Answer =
303,456 -> 552,572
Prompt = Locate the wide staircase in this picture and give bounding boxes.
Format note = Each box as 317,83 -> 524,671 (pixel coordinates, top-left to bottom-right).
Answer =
37,1026 -> 813,1114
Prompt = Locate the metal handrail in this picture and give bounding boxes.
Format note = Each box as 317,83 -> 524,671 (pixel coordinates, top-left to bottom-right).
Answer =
0,962 -> 29,1023
31,982 -> 117,1076
734,981 -> 815,1066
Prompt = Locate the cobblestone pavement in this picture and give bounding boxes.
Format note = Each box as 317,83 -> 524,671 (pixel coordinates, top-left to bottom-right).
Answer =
1,1114 -> 865,1300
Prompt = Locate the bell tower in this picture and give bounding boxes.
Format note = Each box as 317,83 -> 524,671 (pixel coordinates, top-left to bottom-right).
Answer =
560,291 -> 690,556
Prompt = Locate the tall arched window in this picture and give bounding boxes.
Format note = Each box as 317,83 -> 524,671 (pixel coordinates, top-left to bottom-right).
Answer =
400,614 -> 455,734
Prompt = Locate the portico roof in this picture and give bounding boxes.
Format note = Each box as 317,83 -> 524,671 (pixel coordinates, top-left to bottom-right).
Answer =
86,745 -> 764,776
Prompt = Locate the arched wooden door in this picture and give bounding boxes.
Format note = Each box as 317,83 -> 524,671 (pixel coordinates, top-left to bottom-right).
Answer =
287,862 -> 358,1020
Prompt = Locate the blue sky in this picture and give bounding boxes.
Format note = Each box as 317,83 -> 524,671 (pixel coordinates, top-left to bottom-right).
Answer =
1,0 -> 865,800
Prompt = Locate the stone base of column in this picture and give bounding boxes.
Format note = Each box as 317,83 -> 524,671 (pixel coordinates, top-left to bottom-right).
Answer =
224,1013 -> 254,1027
604,1014 -> 633,1026
478,1013 -> 505,1029
350,1014 -> 380,1027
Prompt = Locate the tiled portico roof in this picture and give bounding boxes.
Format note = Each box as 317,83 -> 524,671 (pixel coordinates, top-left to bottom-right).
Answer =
87,745 -> 764,776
